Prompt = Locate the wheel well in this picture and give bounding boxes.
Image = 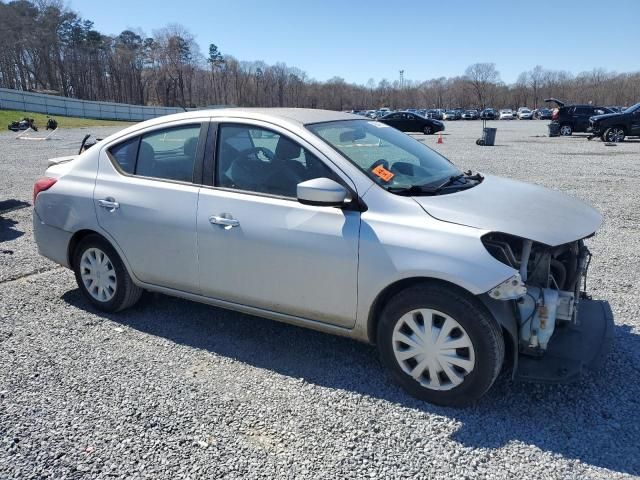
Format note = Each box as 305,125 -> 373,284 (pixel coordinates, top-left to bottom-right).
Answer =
367,277 -> 480,343
610,124 -> 627,134
366,276 -> 517,370
67,229 -> 103,266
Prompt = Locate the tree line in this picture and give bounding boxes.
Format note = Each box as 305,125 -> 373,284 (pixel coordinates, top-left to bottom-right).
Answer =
1,0 -> 639,111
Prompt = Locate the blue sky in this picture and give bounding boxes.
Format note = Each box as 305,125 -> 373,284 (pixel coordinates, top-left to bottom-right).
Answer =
69,0 -> 640,85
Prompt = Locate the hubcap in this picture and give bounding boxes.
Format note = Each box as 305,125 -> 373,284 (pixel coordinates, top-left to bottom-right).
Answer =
560,125 -> 571,135
80,248 -> 117,302
392,309 -> 475,391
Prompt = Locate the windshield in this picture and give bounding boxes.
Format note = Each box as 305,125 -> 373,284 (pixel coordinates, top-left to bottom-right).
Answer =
624,102 -> 640,113
307,119 -> 461,191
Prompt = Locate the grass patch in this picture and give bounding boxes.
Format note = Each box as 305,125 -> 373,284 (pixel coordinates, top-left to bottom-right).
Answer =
1,109 -> 133,129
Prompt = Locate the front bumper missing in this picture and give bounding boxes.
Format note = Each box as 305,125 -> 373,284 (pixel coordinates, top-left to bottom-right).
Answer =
513,299 -> 614,383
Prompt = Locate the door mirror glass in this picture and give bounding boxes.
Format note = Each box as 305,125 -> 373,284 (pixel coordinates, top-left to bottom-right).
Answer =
297,178 -> 347,207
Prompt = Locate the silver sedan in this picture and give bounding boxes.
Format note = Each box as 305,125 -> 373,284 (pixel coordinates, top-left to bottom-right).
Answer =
33,109 -> 613,406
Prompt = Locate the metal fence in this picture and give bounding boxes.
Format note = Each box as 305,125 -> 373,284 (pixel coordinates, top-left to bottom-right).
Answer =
0,88 -> 184,121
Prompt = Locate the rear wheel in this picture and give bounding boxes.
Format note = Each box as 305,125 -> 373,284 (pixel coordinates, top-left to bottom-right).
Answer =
423,125 -> 433,135
559,124 -> 573,136
72,234 -> 142,312
377,283 -> 504,406
603,126 -> 625,142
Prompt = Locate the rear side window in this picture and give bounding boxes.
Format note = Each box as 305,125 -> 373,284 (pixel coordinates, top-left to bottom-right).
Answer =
137,125 -> 201,182
108,137 -> 138,174
107,124 -> 201,183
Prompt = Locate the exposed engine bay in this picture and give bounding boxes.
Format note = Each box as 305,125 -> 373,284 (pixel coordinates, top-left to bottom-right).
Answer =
482,232 -> 592,356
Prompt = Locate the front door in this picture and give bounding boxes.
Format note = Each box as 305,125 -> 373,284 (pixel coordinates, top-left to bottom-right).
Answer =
631,109 -> 640,135
196,122 -> 360,327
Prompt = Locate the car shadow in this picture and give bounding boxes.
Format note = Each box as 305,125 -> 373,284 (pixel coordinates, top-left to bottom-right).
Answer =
0,216 -> 24,244
62,289 -> 639,475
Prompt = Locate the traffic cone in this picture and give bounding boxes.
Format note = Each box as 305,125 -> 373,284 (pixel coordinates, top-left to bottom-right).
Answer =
437,132 -> 443,144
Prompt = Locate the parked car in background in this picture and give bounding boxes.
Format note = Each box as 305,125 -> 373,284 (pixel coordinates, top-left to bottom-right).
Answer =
499,109 -> 514,120
461,110 -> 479,120
480,108 -> 498,120
32,108 -> 613,407
443,110 -> 458,120
379,111 -> 445,134
426,109 -> 443,120
517,108 -> 533,120
545,98 -> 614,136
534,108 -> 553,120
589,102 -> 640,142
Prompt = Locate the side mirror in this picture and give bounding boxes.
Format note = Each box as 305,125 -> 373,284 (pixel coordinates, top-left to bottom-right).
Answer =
297,178 -> 348,207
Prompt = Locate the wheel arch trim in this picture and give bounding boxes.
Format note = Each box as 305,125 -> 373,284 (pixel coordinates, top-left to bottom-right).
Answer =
67,228 -> 142,286
364,276 -> 518,371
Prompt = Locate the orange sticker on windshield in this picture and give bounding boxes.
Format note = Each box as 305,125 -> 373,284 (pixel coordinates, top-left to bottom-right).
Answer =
372,165 -> 394,183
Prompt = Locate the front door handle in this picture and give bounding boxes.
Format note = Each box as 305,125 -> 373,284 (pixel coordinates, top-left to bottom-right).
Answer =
98,198 -> 120,211
209,214 -> 239,230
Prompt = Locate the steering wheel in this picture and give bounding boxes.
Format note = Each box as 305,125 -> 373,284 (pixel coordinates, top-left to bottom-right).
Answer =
369,159 -> 389,171
233,146 -> 275,163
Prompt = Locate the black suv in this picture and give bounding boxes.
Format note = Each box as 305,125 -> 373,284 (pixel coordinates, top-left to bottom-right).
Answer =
545,98 -> 614,136
589,102 -> 640,142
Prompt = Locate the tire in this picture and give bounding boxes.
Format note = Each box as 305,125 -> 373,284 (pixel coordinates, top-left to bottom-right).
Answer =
423,125 -> 433,135
376,283 -> 504,406
72,234 -> 143,312
603,126 -> 625,142
559,124 -> 573,136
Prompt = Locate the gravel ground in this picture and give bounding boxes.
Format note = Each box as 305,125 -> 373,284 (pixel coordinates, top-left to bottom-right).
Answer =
1,121 -> 639,479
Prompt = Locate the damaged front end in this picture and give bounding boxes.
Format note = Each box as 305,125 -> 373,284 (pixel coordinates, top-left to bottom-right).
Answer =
482,232 -> 613,383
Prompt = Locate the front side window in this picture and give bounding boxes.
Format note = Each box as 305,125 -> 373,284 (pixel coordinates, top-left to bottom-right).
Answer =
216,124 -> 339,198
307,120 -> 461,192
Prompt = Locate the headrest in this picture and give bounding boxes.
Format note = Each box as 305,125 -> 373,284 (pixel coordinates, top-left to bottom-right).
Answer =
274,137 -> 302,161
184,136 -> 198,158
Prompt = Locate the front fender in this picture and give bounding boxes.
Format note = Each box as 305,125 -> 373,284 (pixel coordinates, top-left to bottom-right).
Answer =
353,194 -> 517,340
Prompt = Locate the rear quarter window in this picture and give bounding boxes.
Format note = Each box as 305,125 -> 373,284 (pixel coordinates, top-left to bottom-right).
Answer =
108,137 -> 139,174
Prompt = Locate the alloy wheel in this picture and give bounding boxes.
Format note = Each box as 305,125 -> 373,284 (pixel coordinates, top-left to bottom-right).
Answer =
606,127 -> 625,142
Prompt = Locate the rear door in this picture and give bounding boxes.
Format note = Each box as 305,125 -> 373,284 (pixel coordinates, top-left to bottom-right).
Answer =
573,107 -> 593,132
383,113 -> 403,130
94,120 -> 207,292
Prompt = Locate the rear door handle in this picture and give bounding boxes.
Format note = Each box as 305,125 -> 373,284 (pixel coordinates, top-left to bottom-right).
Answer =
98,198 -> 120,211
209,215 -> 239,229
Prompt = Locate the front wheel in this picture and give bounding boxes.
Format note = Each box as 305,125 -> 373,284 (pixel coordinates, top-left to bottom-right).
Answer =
603,126 -> 625,142
377,283 -> 504,406
423,125 -> 433,135
559,124 -> 573,136
72,234 -> 143,312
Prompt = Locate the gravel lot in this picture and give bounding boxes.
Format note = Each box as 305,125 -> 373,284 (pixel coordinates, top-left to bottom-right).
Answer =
1,121 -> 639,479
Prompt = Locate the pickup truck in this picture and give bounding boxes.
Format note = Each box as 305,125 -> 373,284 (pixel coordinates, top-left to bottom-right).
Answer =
589,102 -> 640,142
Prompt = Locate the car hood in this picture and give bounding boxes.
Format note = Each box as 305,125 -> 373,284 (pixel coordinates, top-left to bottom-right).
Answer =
412,174 -> 602,246
591,112 -> 622,121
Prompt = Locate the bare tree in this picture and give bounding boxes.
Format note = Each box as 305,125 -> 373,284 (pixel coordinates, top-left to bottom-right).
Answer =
464,63 -> 501,108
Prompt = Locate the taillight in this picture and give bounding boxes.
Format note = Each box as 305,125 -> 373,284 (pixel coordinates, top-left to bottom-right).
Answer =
33,177 -> 57,203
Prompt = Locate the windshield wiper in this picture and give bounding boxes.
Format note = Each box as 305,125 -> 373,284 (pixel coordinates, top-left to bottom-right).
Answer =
386,171 -> 484,196
386,185 -> 439,196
